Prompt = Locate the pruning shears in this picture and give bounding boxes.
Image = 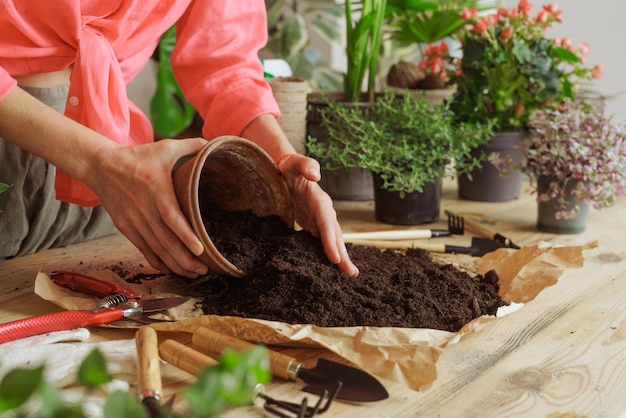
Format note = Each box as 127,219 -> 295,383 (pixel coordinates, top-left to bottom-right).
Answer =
0,271 -> 188,344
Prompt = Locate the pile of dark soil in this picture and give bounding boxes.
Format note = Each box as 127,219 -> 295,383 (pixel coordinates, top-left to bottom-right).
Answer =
196,203 -> 508,332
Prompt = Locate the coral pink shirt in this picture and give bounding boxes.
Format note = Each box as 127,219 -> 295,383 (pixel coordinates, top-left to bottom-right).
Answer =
0,0 -> 279,206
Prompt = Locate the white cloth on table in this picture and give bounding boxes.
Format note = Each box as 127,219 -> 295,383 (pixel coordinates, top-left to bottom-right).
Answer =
0,328 -> 137,418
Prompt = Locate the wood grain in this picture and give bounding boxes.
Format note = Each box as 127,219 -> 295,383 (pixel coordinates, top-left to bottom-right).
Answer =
1,177 -> 626,417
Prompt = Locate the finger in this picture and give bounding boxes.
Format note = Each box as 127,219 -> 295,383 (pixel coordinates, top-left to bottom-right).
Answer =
280,154 -> 321,182
115,197 -> 204,278
151,187 -> 209,275
120,226 -> 172,275
162,138 -> 207,256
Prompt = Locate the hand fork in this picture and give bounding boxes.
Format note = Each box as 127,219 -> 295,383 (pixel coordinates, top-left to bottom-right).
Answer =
343,216 -> 464,242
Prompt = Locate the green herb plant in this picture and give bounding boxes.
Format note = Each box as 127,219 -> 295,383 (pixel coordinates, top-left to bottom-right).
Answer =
307,91 -> 494,196
0,345 -> 270,418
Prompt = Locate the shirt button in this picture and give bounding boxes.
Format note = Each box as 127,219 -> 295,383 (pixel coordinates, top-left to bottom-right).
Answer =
69,96 -> 79,106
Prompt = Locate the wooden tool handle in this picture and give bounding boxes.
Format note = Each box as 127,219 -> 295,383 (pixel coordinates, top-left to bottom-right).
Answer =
135,327 -> 162,400
345,239 -> 447,253
343,229 -> 433,240
462,217 -> 496,239
192,326 -> 296,381
159,339 -> 218,376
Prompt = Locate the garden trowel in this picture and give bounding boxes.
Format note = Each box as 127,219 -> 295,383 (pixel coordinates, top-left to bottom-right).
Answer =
191,326 -> 389,402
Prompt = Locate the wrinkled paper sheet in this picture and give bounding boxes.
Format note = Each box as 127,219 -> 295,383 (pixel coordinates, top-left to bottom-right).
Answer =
35,241 -> 597,391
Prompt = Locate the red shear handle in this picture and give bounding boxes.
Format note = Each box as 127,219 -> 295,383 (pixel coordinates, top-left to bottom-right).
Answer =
0,309 -> 123,344
50,271 -> 141,300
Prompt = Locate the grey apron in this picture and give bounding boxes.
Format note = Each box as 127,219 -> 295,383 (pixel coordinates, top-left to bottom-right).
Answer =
0,86 -> 117,259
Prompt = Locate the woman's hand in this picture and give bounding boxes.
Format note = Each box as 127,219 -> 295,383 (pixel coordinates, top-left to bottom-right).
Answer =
276,154 -> 359,277
87,138 -> 210,278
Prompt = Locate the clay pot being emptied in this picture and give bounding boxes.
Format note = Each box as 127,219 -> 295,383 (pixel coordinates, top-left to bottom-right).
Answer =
172,136 -> 294,278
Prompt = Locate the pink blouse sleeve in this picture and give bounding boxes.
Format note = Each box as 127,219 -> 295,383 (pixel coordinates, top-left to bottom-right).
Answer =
171,0 -> 280,140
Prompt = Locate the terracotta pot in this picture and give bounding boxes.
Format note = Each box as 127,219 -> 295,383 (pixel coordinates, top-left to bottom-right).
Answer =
457,131 -> 525,202
172,136 -> 294,277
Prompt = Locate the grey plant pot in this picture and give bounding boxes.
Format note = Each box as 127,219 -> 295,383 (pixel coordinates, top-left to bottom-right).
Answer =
536,175 -> 590,234
457,131 -> 525,202
373,174 -> 441,225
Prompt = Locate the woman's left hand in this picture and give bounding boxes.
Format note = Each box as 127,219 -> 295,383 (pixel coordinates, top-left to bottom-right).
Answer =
276,154 -> 359,277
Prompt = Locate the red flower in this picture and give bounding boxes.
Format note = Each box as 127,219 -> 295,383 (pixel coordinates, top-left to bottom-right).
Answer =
461,7 -> 477,21
499,27 -> 512,41
518,0 -> 532,15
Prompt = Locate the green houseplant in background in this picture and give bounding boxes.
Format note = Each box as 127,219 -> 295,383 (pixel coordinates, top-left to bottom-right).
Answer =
343,0 -> 388,103
513,99 -> 626,234
385,0 -> 491,95
432,0 -> 605,202
264,0 -> 344,90
150,26 -> 196,138
307,0 -> 390,201
151,1 -> 344,138
307,91 -> 493,224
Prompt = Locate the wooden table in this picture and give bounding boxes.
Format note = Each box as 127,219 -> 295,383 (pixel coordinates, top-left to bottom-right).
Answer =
1,179 -> 625,417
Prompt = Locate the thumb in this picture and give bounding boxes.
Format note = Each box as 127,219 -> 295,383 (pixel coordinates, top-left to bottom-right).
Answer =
172,137 -> 208,159
284,154 -> 321,182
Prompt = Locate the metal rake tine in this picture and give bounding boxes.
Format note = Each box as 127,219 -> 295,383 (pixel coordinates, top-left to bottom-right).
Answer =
446,211 -> 465,235
259,384 -> 338,418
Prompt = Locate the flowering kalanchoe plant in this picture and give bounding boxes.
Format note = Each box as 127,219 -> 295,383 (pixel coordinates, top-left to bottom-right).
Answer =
422,0 -> 604,131
521,99 -> 626,219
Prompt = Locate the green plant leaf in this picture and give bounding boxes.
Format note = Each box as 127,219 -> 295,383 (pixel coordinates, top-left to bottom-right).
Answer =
0,365 -> 44,412
150,26 -> 196,138
281,14 -> 309,60
103,391 -> 148,418
0,182 -> 10,193
77,348 -> 112,388
182,346 -> 270,418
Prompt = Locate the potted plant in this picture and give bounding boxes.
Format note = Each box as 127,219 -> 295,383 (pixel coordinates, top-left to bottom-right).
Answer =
435,0 -> 604,201
307,0 -> 389,200
307,91 -> 494,224
384,0 -> 492,105
515,99 -> 626,234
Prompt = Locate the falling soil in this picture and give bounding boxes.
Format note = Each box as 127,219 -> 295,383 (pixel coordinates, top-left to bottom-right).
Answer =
197,203 -> 508,333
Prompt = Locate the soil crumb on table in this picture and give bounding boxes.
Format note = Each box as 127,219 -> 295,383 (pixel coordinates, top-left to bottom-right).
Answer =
198,205 -> 508,332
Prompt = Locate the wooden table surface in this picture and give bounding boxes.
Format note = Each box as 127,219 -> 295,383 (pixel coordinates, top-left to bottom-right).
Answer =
1,179 -> 625,417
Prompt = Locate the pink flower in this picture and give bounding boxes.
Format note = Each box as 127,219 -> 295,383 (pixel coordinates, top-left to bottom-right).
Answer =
472,19 -> 489,35
593,64 -> 604,79
536,10 -> 549,23
518,0 -> 532,15
578,42 -> 591,56
461,7 -> 477,20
